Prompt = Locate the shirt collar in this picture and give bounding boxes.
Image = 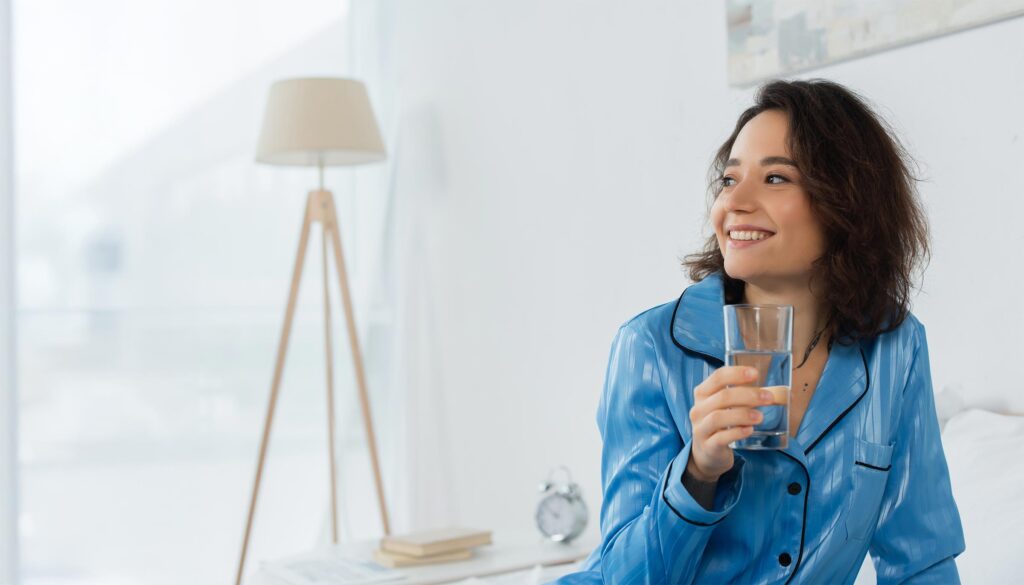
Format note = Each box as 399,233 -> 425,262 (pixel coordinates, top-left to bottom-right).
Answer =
670,271 -> 727,361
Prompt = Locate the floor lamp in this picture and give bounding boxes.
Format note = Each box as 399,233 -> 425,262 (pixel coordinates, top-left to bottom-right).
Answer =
235,77 -> 391,585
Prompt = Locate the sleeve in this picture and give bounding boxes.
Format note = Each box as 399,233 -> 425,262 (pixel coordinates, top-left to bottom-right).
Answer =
592,322 -> 746,585
869,323 -> 966,584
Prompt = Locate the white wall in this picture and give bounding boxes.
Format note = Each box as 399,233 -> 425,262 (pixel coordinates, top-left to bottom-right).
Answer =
351,0 -> 1024,540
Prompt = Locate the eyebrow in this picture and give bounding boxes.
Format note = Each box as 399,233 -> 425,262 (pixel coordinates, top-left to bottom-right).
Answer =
724,156 -> 798,168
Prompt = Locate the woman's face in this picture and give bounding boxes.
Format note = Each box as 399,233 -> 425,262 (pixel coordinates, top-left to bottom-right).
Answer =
710,109 -> 826,287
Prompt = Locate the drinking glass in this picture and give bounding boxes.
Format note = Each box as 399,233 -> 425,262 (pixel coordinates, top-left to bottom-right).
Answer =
723,304 -> 793,450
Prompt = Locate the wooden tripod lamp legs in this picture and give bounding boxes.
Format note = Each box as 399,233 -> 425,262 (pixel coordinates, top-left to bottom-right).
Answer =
325,192 -> 392,539
235,190 -> 391,585
321,224 -> 340,544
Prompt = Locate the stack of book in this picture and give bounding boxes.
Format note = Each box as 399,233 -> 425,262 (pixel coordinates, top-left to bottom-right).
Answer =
373,527 -> 492,568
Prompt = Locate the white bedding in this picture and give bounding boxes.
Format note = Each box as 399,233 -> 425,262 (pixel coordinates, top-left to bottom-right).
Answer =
856,406 -> 1024,584
939,408 -> 1024,583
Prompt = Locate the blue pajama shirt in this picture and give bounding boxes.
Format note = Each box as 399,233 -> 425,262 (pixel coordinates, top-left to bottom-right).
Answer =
552,272 -> 965,584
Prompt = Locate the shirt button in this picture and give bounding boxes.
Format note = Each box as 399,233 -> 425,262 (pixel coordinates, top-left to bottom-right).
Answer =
787,482 -> 802,495
779,552 -> 792,567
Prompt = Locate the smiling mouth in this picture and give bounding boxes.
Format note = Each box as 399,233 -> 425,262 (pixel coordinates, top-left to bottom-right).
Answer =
728,230 -> 774,241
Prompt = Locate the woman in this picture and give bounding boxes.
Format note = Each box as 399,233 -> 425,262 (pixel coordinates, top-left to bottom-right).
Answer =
553,79 -> 965,584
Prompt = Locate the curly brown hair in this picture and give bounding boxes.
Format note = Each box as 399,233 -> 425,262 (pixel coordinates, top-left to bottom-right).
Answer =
682,79 -> 930,345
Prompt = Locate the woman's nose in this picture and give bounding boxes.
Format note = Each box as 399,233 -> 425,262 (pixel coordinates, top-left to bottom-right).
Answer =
720,178 -> 758,211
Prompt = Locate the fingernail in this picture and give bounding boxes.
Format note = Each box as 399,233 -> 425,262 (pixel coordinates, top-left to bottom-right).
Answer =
761,390 -> 773,402
746,367 -> 757,378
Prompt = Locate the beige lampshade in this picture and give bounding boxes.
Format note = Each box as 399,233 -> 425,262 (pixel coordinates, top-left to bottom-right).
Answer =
256,77 -> 386,167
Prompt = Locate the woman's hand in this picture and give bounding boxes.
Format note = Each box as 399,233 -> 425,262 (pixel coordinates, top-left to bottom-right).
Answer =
687,366 -> 776,482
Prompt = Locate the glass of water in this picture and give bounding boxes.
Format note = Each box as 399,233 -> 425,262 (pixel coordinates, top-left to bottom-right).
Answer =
723,304 -> 793,450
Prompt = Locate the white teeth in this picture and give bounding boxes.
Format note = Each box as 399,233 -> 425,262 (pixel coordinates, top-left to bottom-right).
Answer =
730,230 -> 772,241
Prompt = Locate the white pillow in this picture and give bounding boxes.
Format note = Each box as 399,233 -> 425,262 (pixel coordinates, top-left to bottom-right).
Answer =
940,408 -> 1024,583
854,407 -> 1024,584
934,384 -> 967,431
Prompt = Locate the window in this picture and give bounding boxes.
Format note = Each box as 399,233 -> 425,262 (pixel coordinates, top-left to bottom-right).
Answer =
14,2 -> 396,582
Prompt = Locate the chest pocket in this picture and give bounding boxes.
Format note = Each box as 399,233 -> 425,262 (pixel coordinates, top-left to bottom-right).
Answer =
844,437 -> 895,541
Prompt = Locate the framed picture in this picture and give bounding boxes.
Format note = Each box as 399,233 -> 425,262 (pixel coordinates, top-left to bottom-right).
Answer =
728,0 -> 1024,86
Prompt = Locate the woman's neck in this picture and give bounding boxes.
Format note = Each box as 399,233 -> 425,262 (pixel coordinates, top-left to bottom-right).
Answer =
741,278 -> 831,359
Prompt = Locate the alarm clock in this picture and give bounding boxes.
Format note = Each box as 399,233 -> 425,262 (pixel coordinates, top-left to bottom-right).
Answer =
536,466 -> 588,543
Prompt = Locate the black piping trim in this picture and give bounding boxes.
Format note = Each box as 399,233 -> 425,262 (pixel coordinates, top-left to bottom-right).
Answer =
782,343 -> 869,583
668,291 -> 688,352
778,449 -> 810,585
854,461 -> 891,472
669,289 -> 724,365
661,459 -> 728,527
803,343 -> 871,455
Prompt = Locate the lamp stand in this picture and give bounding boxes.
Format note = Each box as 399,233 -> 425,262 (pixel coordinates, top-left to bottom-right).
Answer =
235,189 -> 391,585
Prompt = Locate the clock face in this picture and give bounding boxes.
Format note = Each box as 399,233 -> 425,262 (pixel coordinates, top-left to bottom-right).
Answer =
536,493 -> 583,541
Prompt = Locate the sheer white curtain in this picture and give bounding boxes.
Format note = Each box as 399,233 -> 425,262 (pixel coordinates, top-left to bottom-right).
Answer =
1,0 -> 18,582
348,0 -> 458,532
13,1 -> 401,583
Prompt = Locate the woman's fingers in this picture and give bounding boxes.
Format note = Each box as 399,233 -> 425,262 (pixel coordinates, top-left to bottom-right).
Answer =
694,407 -> 763,440
706,385 -> 774,412
690,385 -> 769,423
688,366 -> 772,478
706,424 -> 755,449
693,366 -> 757,400
709,407 -> 763,430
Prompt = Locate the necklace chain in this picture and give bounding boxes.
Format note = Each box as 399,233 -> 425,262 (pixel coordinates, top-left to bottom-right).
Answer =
794,318 -> 831,369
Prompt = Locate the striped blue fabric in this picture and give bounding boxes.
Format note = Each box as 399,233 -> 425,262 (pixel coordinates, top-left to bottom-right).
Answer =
550,272 -> 965,585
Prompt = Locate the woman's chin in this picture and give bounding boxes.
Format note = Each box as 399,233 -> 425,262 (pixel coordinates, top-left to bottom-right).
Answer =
722,262 -> 757,282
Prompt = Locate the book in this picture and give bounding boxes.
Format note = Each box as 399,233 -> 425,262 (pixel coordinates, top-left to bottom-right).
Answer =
372,547 -> 473,568
379,527 -> 492,558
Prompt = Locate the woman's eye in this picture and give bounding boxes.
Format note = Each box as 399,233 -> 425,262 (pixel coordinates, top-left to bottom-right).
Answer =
766,174 -> 789,185
720,176 -> 736,188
